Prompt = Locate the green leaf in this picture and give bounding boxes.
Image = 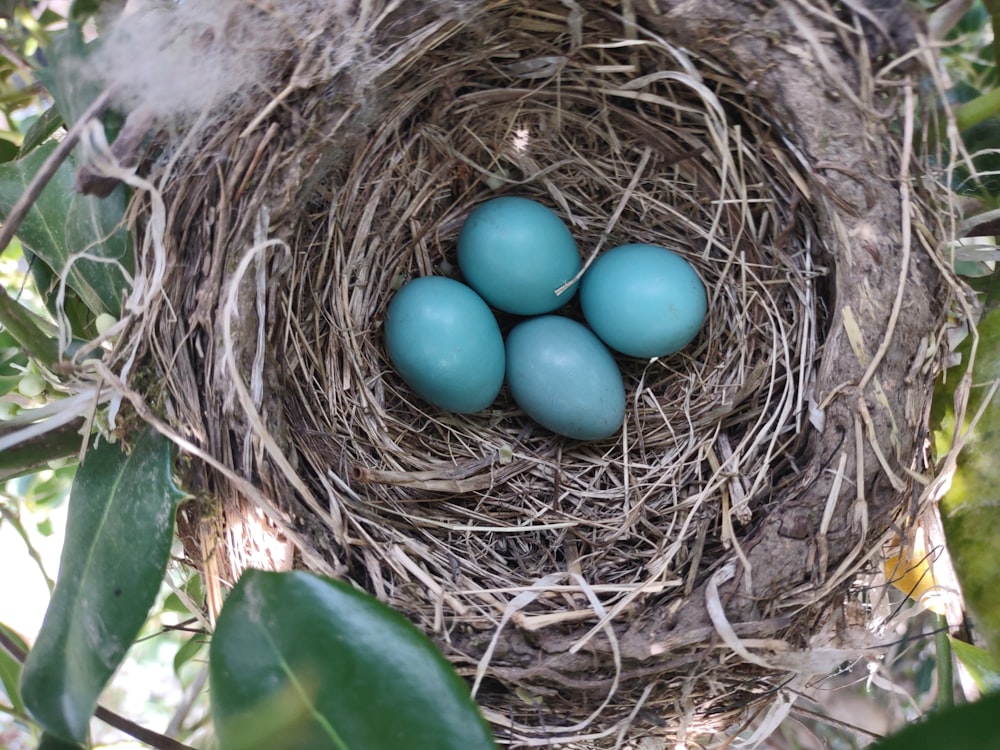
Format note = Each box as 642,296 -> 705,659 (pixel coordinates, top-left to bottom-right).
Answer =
163,574 -> 204,615
34,26 -> 102,130
0,141 -> 132,318
209,570 -> 497,750
19,428 -> 185,743
34,25 -> 122,144
0,138 -> 18,164
19,106 -> 64,156
0,622 -> 28,715
952,637 -> 1000,693
24,249 -> 97,339
933,307 -> 1000,657
0,327 -> 28,383
173,632 -> 207,678
37,733 -> 85,750
871,690 -> 1000,749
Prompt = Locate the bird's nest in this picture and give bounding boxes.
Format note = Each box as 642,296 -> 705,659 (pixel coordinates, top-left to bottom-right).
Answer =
84,0 -> 960,746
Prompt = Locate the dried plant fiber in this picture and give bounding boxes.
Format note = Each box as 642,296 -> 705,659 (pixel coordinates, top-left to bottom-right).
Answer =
83,0 -> 962,746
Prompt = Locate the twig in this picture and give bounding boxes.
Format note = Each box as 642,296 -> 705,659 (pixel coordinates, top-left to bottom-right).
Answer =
94,706 -> 198,750
0,87 -> 114,366
0,622 -> 198,750
0,87 -> 113,255
788,704 -> 885,741
0,500 -> 55,591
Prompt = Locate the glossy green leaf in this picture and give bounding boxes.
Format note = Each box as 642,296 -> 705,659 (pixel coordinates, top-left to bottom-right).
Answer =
0,622 -> 28,715
952,637 -> 1000,693
933,306 -> 1000,658
0,141 -> 132,317
872,690 -> 1000,749
20,428 -> 185,743
210,570 -> 497,750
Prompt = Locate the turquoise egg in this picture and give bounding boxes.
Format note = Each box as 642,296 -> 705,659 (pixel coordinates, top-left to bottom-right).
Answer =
385,276 -> 505,413
458,196 -> 581,315
580,243 -> 707,358
506,316 -> 625,440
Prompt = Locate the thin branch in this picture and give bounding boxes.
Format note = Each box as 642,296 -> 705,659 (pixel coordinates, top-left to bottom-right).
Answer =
788,704 -> 885,741
0,500 -> 55,591
94,706 -> 198,750
0,625 -> 27,660
0,87 -> 113,256
0,88 -> 114,365
0,623 -> 199,750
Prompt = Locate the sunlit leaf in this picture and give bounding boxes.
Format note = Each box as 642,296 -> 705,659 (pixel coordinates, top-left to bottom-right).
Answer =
952,637 -> 1000,694
20,429 -> 185,742
933,306 -> 1000,657
884,524 -> 949,615
210,569 -> 497,750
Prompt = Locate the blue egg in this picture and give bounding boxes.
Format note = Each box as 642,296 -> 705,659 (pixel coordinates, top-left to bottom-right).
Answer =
506,316 -> 625,440
580,244 -> 707,358
458,196 -> 581,315
385,277 -> 505,413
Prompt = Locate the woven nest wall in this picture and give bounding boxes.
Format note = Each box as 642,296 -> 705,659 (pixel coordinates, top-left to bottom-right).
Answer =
107,0 -> 954,747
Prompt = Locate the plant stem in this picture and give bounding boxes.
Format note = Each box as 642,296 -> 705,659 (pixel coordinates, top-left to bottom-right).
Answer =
936,613 -> 955,711
0,417 -> 85,481
0,620 -> 198,750
0,500 -> 55,591
0,88 -> 113,365
0,88 -> 112,260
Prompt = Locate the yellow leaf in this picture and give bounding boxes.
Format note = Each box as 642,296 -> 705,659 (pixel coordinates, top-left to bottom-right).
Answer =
884,525 -> 949,615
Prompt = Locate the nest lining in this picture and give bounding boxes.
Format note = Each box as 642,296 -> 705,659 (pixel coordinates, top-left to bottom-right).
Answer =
97,0 -> 956,747
273,4 -> 826,743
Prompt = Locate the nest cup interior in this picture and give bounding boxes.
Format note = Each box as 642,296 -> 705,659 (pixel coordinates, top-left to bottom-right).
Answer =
280,2 -> 826,742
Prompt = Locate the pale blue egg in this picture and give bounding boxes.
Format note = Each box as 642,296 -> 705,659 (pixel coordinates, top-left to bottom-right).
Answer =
580,244 -> 707,358
385,277 -> 505,413
458,197 -> 581,315
506,316 -> 625,440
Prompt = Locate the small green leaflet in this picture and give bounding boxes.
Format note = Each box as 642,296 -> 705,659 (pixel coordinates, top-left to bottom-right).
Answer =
0,141 -> 132,318
209,570 -> 498,750
20,428 -> 185,743
951,637 -> 1000,694
933,306 -> 1000,657
173,633 -> 207,678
